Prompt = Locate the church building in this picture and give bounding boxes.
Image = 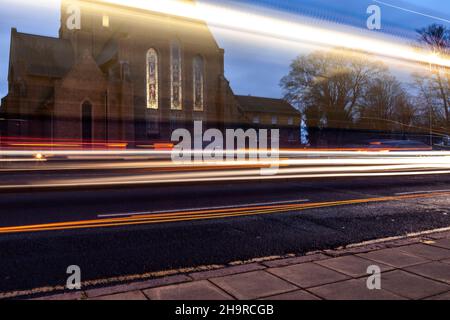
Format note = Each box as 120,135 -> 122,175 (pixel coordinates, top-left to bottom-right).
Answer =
0,0 -> 301,147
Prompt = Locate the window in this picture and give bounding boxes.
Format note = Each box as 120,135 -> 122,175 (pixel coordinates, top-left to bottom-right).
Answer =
146,49 -> 159,109
288,117 -> 294,125
193,55 -> 204,111
170,41 -> 182,110
253,116 -> 260,124
102,15 -> 110,28
272,116 -> 278,125
120,61 -> 130,81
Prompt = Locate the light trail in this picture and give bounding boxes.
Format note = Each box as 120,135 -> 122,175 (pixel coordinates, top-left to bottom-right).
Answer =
12,0 -> 450,68
2,169 -> 450,191
0,149 -> 448,157
92,0 -> 450,68
3,158 -> 450,173
1,191 -> 449,234
1,149 -> 450,189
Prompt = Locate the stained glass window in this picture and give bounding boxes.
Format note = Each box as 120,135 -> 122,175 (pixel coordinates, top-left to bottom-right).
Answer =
146,48 -> 158,109
171,41 -> 182,110
193,55 -> 204,111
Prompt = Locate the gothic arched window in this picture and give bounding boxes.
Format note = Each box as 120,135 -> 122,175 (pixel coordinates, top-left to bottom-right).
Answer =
146,48 -> 159,109
193,55 -> 204,111
170,41 -> 182,110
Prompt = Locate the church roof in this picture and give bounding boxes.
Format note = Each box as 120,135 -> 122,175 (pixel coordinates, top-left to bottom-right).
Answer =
10,30 -> 74,78
235,95 -> 300,116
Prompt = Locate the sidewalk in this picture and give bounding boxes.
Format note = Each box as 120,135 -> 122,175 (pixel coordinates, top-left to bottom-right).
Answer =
36,231 -> 450,300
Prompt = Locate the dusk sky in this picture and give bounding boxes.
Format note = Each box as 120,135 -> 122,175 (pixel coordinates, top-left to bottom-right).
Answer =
0,0 -> 449,103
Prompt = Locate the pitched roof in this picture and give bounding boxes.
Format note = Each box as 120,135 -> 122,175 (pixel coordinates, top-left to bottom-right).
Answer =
235,95 -> 300,116
11,30 -> 74,78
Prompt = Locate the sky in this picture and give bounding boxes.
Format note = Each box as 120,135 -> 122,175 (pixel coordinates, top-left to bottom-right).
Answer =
0,0 -> 449,103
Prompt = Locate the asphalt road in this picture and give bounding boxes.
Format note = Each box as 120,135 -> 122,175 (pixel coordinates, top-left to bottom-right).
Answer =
1,174 -> 450,295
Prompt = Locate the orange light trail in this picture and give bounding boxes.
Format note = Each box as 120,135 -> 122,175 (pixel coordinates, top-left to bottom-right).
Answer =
1,191 -> 449,234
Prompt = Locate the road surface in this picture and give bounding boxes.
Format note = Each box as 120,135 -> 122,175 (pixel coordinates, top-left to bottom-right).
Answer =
1,174 -> 450,295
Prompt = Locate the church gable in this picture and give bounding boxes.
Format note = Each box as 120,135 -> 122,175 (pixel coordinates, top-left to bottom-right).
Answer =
59,50 -> 107,90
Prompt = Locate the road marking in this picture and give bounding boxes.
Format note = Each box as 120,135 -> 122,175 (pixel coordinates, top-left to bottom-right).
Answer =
2,191 -> 450,234
97,199 -> 310,218
395,189 -> 450,196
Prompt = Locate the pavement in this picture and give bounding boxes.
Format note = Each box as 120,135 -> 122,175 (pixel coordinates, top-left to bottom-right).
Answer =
29,229 -> 450,300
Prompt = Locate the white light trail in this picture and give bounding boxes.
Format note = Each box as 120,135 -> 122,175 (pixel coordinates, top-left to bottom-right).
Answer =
95,0 -> 450,68
1,149 -> 450,189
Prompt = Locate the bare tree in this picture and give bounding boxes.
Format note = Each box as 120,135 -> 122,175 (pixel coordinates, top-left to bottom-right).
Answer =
415,24 -> 450,136
358,74 -> 415,136
281,48 -> 387,146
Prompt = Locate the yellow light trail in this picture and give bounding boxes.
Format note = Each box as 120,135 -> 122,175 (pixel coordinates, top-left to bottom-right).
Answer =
1,191 -> 449,234
92,0 -> 450,68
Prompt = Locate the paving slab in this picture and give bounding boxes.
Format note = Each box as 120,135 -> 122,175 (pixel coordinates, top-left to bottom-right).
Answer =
210,271 -> 297,300
189,263 -> 265,280
381,270 -> 450,300
93,290 -> 147,300
261,290 -> 321,300
316,255 -> 394,278
33,291 -> 84,300
143,280 -> 233,300
268,263 -> 350,288
405,262 -> 450,284
324,244 -> 388,257
262,254 -> 329,268
398,244 -> 450,261
385,238 -> 422,248
357,247 -> 430,268
428,238 -> 450,250
85,275 -> 192,298
309,279 -> 405,300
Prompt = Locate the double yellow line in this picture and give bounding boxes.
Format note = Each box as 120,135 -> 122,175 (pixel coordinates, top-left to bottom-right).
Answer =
1,191 -> 449,234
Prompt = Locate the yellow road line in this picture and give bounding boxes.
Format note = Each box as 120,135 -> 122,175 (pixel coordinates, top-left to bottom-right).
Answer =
1,191 -> 449,234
